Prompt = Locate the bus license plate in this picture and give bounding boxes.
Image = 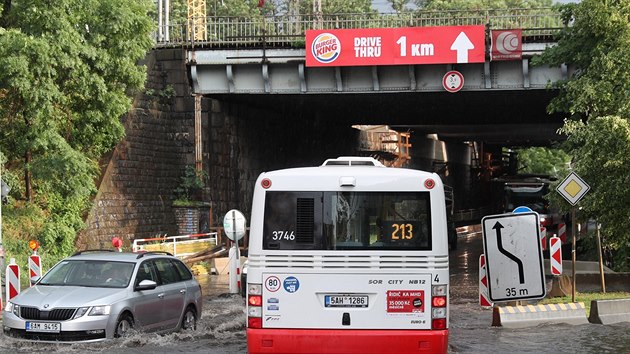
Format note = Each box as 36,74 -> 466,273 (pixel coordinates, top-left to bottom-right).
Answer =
325,295 -> 368,308
26,321 -> 61,333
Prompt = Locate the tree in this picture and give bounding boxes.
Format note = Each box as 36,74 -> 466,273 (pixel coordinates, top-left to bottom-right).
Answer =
536,0 -> 630,119
0,0 -> 153,263
536,0 -> 630,270
515,146 -> 570,177
555,117 -> 630,270
414,0 -> 552,11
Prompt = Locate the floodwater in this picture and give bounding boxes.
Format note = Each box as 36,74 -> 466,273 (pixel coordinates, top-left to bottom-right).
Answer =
1,231 -> 630,353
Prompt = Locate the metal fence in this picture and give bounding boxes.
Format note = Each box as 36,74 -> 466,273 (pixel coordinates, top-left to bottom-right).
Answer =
155,7 -> 564,48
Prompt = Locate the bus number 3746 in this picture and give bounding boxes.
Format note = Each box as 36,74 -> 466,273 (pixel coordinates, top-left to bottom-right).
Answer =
271,231 -> 295,241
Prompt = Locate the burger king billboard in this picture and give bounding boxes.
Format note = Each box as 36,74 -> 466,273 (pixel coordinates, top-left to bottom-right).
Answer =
306,25 -> 485,67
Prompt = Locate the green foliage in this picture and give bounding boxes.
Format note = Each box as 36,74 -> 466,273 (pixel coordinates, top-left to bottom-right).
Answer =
414,0 -> 553,10
515,147 -> 570,177
535,0 -> 630,119
174,165 -> 208,203
0,0 -> 153,261
557,117 -> 630,245
535,1 -> 630,270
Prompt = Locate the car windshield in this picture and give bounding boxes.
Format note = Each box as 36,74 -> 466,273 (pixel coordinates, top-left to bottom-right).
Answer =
39,260 -> 136,288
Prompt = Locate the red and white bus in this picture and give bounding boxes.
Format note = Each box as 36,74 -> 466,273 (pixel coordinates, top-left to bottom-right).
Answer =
246,157 -> 449,354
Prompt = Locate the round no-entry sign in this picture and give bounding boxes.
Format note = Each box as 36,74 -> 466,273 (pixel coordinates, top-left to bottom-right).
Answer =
443,70 -> 464,93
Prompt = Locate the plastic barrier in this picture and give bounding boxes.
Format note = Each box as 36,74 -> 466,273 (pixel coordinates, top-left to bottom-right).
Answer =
492,302 -> 588,328
588,299 -> 630,324
28,254 -> 42,286
6,259 -> 20,301
558,223 -> 567,243
479,254 -> 492,308
550,237 -> 562,276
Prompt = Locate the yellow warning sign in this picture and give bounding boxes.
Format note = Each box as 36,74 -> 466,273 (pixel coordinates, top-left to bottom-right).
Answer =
557,172 -> 590,206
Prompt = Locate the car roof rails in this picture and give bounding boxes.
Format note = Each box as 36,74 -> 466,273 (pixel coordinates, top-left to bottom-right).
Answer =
136,251 -> 174,259
72,249 -> 116,256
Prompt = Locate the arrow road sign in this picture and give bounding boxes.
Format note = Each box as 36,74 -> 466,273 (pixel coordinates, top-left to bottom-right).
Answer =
482,212 -> 546,302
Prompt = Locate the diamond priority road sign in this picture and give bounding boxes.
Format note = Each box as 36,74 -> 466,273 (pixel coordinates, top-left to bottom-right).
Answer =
482,212 -> 546,302
556,171 -> 590,206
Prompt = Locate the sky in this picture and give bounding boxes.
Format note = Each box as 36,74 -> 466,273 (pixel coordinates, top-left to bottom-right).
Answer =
371,0 -> 580,13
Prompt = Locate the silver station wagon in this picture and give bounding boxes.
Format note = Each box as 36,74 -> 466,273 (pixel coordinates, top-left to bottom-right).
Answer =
3,251 -> 202,342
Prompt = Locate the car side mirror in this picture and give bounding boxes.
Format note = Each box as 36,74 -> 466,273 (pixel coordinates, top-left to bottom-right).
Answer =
135,279 -> 157,291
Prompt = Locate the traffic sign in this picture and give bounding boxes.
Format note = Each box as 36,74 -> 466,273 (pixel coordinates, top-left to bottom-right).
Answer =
223,209 -> 247,241
443,71 -> 464,93
556,172 -> 590,206
305,25 -> 485,67
512,206 -> 532,213
482,212 -> 546,302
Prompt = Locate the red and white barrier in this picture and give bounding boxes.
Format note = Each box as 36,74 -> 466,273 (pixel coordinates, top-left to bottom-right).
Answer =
540,226 -> 547,251
479,254 -> 493,308
6,258 -> 20,301
558,223 -> 567,243
29,254 -> 42,286
550,237 -> 563,276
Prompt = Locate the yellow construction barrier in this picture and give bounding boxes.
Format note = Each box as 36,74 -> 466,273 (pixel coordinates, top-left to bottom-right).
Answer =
492,302 -> 588,328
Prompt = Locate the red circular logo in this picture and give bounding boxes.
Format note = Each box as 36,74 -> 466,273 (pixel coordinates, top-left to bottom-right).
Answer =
261,178 -> 272,189
424,179 -> 435,189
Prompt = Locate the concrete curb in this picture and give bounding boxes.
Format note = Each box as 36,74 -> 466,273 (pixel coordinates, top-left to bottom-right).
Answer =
588,299 -> 630,324
492,302 -> 588,328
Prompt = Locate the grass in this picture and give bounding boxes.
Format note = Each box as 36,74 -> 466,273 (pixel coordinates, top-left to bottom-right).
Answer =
539,292 -> 630,314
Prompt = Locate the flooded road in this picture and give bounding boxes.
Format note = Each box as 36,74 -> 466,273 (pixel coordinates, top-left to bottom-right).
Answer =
2,230 -> 630,353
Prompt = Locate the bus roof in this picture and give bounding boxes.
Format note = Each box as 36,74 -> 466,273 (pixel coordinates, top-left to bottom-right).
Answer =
256,157 -> 440,192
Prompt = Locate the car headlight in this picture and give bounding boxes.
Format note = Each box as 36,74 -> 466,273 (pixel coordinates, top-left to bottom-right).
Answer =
74,307 -> 90,319
5,301 -> 19,317
4,301 -> 20,317
88,305 -> 111,316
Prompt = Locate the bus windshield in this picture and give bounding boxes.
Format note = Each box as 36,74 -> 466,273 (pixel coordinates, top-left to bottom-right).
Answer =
263,191 -> 432,251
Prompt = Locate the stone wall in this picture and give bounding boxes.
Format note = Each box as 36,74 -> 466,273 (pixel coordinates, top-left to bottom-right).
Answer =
77,48 -> 359,249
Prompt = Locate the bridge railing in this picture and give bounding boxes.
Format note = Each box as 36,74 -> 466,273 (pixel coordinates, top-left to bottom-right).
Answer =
155,7 -> 564,48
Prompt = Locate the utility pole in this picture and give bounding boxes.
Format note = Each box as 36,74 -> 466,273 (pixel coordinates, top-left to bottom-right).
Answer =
0,153 -> 6,305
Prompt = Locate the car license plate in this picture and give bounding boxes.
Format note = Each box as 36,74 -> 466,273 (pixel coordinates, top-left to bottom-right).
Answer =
325,295 -> 368,308
25,321 -> 61,333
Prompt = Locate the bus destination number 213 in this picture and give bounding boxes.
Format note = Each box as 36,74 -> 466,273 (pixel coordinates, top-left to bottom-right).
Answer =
390,223 -> 414,240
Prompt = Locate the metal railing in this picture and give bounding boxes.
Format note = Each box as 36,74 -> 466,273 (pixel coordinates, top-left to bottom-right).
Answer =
155,7 -> 563,48
132,232 -> 218,258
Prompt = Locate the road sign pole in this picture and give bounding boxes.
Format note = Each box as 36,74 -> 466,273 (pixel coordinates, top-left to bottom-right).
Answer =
596,222 -> 606,293
571,207 -> 576,303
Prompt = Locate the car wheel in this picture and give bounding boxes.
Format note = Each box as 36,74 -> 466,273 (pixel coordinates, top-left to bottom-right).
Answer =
181,306 -> 197,331
115,313 -> 134,338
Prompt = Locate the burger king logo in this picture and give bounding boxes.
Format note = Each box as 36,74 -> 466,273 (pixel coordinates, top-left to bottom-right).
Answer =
311,33 -> 341,64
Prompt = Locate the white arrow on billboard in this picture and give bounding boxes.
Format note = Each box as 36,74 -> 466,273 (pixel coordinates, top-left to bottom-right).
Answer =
450,32 -> 475,63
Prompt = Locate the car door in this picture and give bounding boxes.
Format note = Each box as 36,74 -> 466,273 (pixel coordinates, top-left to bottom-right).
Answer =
131,260 -> 163,331
153,258 -> 186,329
